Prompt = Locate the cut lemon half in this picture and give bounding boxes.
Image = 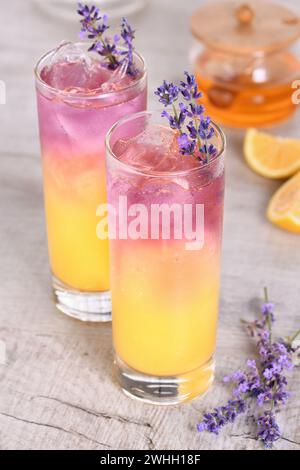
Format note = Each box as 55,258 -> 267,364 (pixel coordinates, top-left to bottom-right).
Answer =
244,129 -> 300,179
267,171 -> 300,233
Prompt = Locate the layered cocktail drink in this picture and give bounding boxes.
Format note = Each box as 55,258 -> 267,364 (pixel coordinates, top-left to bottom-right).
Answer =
106,111 -> 225,404
35,42 -> 147,321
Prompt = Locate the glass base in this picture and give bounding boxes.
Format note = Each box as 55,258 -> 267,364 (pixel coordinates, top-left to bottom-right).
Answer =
114,355 -> 215,405
52,276 -> 111,322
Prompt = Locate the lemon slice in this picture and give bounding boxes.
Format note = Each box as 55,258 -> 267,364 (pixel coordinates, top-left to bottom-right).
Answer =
244,129 -> 300,179
267,171 -> 300,233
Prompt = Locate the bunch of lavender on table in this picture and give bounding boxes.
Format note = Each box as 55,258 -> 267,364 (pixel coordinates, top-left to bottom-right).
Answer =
197,287 -> 300,449
77,3 -> 138,76
155,72 -> 217,163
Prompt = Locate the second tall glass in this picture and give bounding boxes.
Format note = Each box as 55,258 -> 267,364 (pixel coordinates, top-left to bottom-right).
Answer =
106,111 -> 226,404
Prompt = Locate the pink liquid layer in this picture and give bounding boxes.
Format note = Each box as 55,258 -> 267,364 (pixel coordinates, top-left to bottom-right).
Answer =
107,125 -> 225,376
37,58 -> 147,291
108,125 -> 224,238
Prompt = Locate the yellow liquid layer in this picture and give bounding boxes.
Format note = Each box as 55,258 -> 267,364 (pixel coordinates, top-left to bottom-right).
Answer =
112,239 -> 221,377
44,155 -> 109,292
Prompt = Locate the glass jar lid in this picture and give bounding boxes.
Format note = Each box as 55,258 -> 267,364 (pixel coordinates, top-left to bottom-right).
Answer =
191,0 -> 300,55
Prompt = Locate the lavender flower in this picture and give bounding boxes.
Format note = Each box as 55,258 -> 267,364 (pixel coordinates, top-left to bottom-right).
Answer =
186,121 -> 198,139
261,302 -> 275,323
154,81 -> 179,106
155,72 -> 217,161
180,71 -> 203,100
256,411 -> 281,448
78,4 -> 109,39
200,144 -> 218,162
197,400 -> 246,434
177,134 -> 196,156
223,359 -> 261,400
91,38 -> 119,69
77,3 -> 137,76
161,103 -> 187,130
187,103 -> 205,118
197,288 -> 300,449
119,18 -> 137,77
198,117 -> 215,140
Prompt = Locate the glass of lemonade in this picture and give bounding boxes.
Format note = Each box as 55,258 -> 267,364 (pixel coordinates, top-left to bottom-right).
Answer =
106,111 -> 226,404
35,42 -> 147,322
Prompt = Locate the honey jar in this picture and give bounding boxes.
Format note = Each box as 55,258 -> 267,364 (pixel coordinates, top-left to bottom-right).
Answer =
190,0 -> 300,128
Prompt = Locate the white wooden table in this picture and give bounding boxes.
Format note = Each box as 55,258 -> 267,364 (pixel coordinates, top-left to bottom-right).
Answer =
0,0 -> 299,450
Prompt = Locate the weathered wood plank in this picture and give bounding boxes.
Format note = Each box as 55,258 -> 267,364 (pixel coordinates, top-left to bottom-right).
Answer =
0,0 -> 299,451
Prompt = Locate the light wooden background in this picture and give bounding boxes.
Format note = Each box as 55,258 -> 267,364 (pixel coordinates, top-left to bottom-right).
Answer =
0,0 -> 299,450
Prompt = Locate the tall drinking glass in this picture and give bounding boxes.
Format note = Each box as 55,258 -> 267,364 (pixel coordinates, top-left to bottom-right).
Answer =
106,111 -> 226,404
35,42 -> 147,322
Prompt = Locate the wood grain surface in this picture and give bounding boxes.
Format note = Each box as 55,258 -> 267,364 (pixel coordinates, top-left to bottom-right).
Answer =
0,0 -> 299,450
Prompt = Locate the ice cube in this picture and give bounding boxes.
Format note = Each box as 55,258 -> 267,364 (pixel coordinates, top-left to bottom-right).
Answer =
113,138 -> 150,170
40,42 -> 111,92
113,126 -> 175,171
50,41 -> 93,68
41,61 -> 90,90
113,125 -> 199,173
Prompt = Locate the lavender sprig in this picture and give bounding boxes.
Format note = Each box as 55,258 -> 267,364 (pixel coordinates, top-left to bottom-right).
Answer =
77,3 -> 137,76
155,72 -> 217,162
197,400 -> 246,435
197,288 -> 300,449
256,411 -> 281,448
119,18 -> 138,77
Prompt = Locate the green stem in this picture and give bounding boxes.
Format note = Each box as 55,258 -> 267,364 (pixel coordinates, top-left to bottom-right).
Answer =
172,103 -> 181,133
193,114 -> 202,152
98,35 -> 119,68
87,18 -> 119,68
264,286 -> 272,344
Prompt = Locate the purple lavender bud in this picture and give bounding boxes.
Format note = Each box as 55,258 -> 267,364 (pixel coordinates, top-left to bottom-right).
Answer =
200,144 -> 217,161
161,109 -> 185,130
78,3 -> 101,21
199,118 -> 215,140
121,17 -> 135,43
197,400 -> 246,436
257,393 -> 266,407
180,71 -> 203,100
94,39 -> 119,69
207,144 -> 217,156
155,73 -> 216,160
259,344 -> 268,358
79,30 -> 87,39
273,390 -> 290,406
256,411 -> 281,448
246,359 -> 256,369
77,4 -> 139,76
177,134 -> 196,156
261,302 -> 275,316
78,3 -> 109,39
188,103 -> 205,117
119,17 -> 138,77
259,330 -> 270,342
263,367 -> 275,381
186,122 -> 198,140
155,81 -> 179,106
223,370 -> 246,384
179,102 -> 188,115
